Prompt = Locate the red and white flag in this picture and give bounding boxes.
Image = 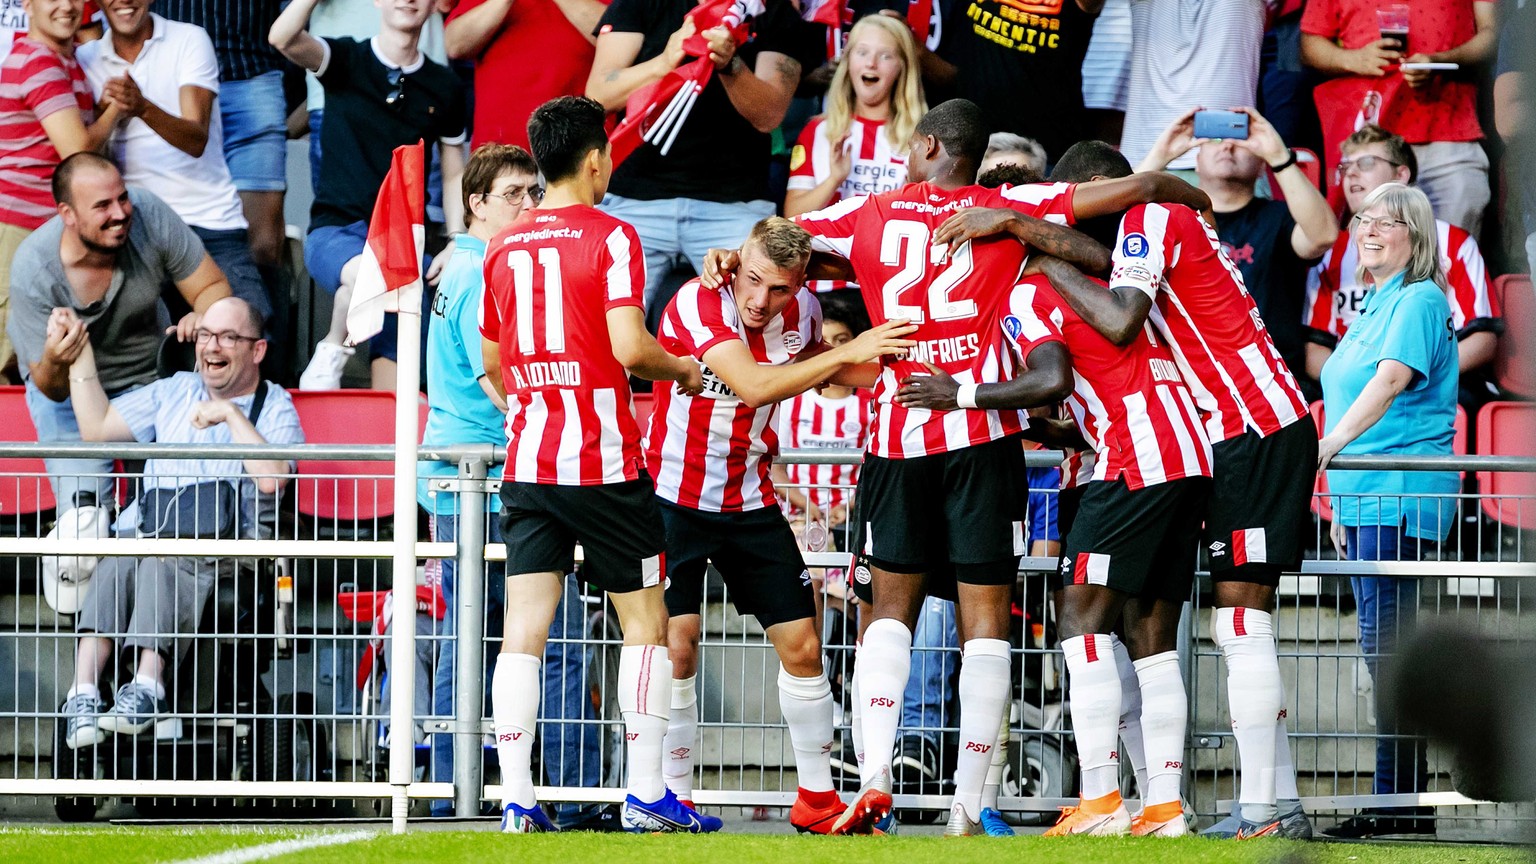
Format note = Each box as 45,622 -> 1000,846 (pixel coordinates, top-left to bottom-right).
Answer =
346,141 -> 426,345
607,0 -> 764,168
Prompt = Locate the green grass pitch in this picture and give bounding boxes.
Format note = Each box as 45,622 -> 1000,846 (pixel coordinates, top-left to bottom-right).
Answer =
0,828 -> 1528,864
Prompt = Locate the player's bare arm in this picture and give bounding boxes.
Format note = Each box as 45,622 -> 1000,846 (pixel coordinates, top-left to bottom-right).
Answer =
933,209 -> 1111,274
894,344 -> 1073,411
702,320 -> 916,409
1036,256 -> 1152,347
608,305 -> 705,394
1071,172 -> 1212,221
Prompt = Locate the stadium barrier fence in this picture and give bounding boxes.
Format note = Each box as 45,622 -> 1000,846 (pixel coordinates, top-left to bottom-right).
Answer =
0,442 -> 1530,839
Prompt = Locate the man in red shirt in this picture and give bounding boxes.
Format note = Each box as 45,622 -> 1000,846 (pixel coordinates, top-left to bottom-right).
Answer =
646,218 -> 914,833
1300,0 -> 1498,236
445,0 -> 605,150
0,0 -> 117,379
478,95 -> 709,834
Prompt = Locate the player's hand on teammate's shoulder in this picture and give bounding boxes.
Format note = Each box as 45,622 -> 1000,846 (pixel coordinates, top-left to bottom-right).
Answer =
699,248 -> 740,289
934,207 -> 1021,255
894,363 -> 961,411
1023,252 -> 1062,277
836,319 -> 917,365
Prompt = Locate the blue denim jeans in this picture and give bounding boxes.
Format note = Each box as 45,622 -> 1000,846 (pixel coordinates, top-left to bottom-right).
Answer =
597,195 -> 774,308
25,381 -> 123,509
1347,524 -> 1433,806
219,70 -> 287,193
192,226 -> 272,322
901,596 -> 957,745
428,514 -> 602,822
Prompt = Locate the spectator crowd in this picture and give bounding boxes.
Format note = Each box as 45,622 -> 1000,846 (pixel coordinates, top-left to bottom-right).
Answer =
3,0 -> 1532,843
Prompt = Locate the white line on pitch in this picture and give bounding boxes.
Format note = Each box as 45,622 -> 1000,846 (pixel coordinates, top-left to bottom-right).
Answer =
166,830 -> 375,864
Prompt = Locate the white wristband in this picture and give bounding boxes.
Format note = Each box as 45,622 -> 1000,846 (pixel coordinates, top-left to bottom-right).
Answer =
956,382 -> 980,410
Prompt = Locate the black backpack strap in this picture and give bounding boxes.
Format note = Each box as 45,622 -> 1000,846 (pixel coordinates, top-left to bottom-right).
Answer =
247,380 -> 269,426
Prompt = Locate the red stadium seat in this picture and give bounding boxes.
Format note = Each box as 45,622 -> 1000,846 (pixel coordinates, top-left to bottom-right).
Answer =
1309,400 -> 1467,523
1476,401 -> 1536,529
1493,275 -> 1535,397
0,385 -> 54,517
289,390 -> 429,524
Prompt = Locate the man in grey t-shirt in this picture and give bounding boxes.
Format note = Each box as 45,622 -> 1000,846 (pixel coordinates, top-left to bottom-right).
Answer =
7,152 -> 231,507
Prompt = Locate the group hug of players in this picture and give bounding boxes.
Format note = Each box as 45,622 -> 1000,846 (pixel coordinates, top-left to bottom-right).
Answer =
478,94 -> 1317,839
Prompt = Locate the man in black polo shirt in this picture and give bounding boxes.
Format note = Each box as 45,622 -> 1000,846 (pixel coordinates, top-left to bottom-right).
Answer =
585,0 -> 818,309
271,0 -> 468,390
1136,105 -> 1337,401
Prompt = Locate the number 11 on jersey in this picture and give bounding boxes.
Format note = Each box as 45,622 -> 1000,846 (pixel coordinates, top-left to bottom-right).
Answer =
509,247 -> 566,356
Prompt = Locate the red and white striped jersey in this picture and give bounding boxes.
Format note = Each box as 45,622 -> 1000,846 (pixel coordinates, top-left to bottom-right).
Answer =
796,181 -> 1076,459
480,206 -> 648,487
645,278 -> 823,512
1303,218 -> 1498,343
1109,202 -> 1308,445
776,387 -> 873,514
1003,277 -> 1213,489
788,116 -> 908,292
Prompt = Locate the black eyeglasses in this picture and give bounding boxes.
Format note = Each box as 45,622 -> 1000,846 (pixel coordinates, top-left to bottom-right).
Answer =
194,329 -> 261,348
482,185 -> 544,206
385,68 -> 405,108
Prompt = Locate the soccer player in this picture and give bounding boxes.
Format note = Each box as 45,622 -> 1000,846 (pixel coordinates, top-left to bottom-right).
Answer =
895,266 -> 1215,837
946,141 -> 1316,838
645,217 -> 916,834
478,95 -> 710,835
785,100 -> 1108,838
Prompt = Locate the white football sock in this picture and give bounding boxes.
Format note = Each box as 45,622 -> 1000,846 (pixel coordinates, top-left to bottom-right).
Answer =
849,644 -> 864,772
662,675 -> 697,799
1062,633 -> 1122,800
856,619 -> 912,786
953,638 -> 1011,821
1274,707 -> 1300,802
1134,651 -> 1187,809
778,667 -> 835,793
491,652 -> 542,809
1213,607 -> 1282,823
982,707 -> 1010,811
1111,635 -> 1149,803
618,644 -> 672,803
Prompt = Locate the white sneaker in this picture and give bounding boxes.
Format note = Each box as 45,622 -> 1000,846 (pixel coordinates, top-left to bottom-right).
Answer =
299,341 -> 354,390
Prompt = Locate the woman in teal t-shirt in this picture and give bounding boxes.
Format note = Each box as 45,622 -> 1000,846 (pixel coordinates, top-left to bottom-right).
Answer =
1317,183 -> 1457,837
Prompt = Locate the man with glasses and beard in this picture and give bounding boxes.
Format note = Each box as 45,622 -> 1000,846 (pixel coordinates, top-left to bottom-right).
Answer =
270,0 -> 467,391
7,151 -> 232,510
56,295 -> 303,748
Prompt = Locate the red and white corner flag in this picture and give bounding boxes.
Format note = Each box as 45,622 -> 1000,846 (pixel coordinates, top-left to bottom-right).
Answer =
346,141 -> 426,345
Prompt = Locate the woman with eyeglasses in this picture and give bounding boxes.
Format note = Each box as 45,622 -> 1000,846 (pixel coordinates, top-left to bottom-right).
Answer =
1315,182 -> 1456,839
1301,124 -> 1499,390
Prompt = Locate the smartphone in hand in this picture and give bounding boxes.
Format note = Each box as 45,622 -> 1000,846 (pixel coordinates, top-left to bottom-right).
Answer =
1193,110 -> 1249,140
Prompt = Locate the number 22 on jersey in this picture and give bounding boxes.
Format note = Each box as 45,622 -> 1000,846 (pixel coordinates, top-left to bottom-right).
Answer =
878,219 -> 976,324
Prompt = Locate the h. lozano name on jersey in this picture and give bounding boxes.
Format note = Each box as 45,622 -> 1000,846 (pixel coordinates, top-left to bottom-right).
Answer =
508,361 -> 582,389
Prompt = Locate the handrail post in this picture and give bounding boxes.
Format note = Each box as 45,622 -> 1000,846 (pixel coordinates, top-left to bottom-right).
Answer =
454,454 -> 490,817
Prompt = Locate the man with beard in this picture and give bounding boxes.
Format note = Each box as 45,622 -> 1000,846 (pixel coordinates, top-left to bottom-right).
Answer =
7,150 -> 232,509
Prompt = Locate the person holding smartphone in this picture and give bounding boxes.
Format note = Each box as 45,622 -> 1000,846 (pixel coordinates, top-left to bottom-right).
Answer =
1137,105 -> 1338,401
1300,0 -> 1498,236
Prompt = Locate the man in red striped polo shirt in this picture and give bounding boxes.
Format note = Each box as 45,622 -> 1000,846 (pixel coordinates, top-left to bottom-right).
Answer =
644,217 -> 914,834
0,0 -> 117,379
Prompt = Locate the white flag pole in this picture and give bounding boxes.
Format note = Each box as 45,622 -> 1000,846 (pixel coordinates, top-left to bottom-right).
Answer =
386,237 -> 425,836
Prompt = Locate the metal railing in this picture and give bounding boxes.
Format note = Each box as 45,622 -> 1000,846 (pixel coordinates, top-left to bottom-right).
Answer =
0,442 -> 1531,839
